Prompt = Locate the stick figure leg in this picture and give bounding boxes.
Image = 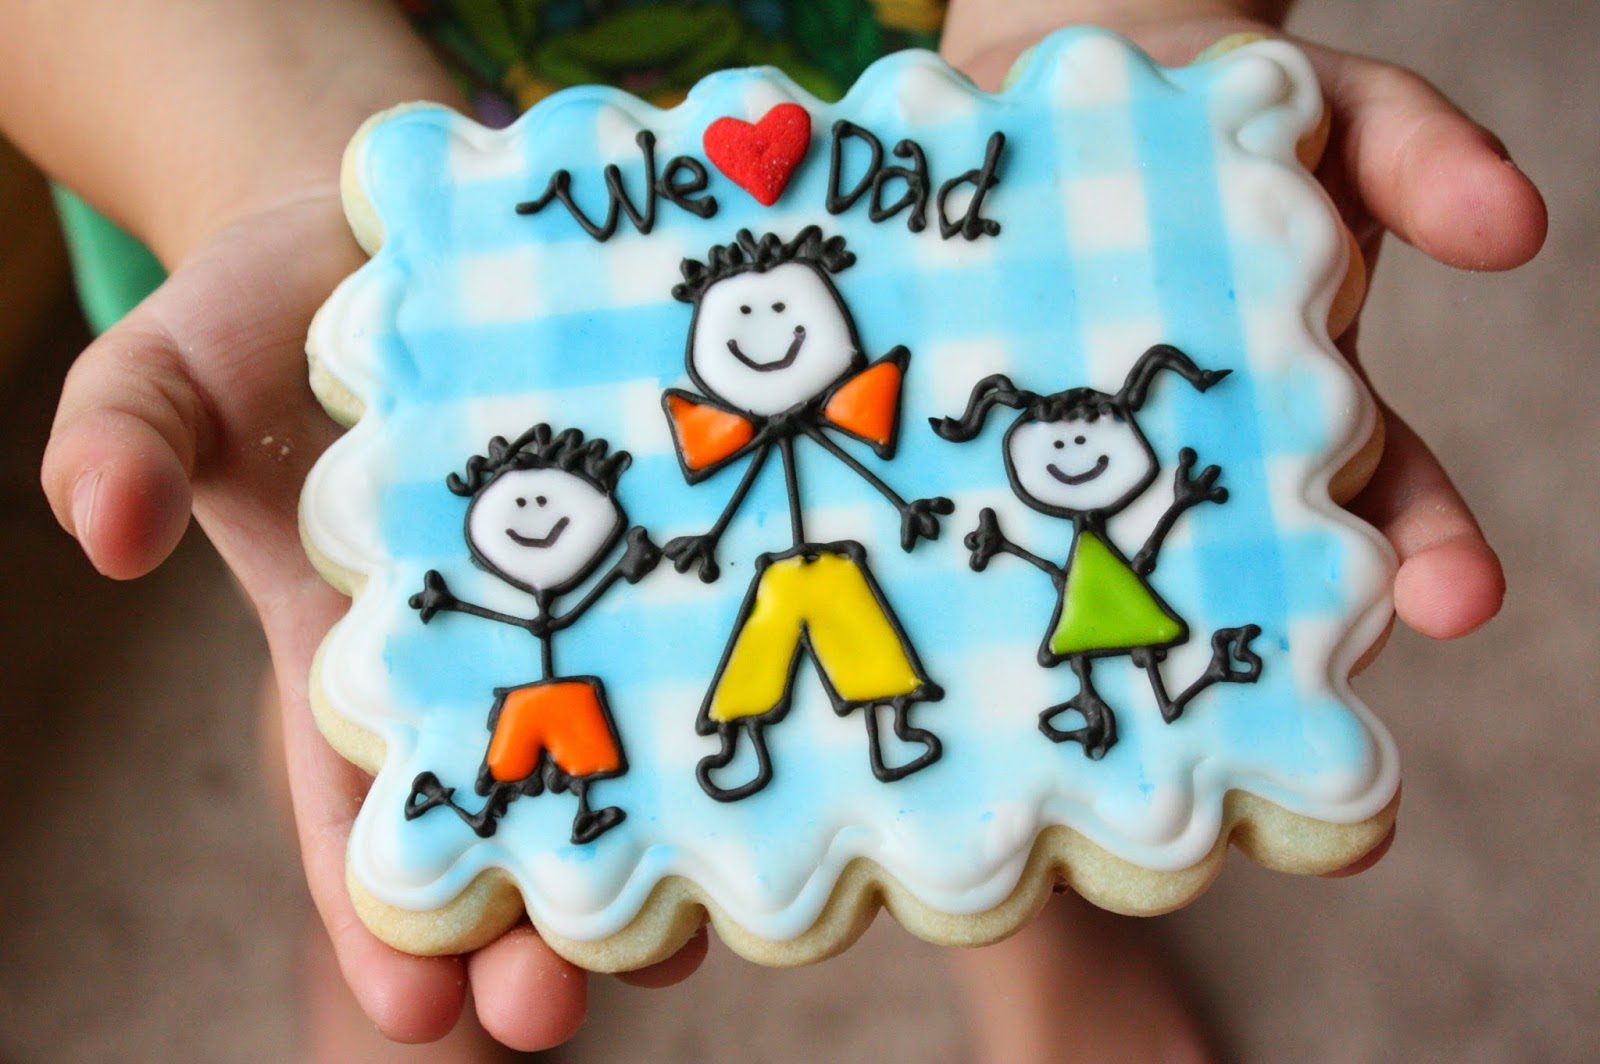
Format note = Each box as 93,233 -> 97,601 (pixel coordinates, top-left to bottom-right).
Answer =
1136,624 -> 1263,723
568,778 -> 626,845
1039,656 -> 1118,759
696,719 -> 775,803
863,693 -> 945,782
405,771 -> 519,838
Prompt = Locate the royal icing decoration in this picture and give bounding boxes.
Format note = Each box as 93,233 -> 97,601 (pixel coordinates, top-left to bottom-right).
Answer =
402,426 -> 659,843
703,102 -> 813,206
931,348 -> 1263,758
304,30 -> 1398,953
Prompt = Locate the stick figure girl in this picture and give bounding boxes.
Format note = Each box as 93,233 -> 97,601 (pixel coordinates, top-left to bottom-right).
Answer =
931,344 -> 1264,759
661,226 -> 950,801
403,425 -> 660,843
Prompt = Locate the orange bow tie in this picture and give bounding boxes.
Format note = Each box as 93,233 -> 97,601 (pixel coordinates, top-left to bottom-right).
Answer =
664,349 -> 908,481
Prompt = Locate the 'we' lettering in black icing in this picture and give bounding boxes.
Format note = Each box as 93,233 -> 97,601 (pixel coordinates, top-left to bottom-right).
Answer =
515,130 -> 719,240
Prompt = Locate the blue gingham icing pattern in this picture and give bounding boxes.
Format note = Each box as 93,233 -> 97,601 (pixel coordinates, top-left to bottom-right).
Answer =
303,29 -> 1398,943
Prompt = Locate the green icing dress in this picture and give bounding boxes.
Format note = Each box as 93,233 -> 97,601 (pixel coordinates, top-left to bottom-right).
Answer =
1046,530 -> 1185,659
56,0 -> 947,332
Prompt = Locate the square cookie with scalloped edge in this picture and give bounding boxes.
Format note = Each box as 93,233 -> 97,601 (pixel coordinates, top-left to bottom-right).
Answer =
302,28 -> 1398,971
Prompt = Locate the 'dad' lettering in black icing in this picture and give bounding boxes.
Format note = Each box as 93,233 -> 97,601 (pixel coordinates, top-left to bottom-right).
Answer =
829,121 -> 1001,240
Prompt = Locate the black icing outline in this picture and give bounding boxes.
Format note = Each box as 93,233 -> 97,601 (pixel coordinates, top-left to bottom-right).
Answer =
930,344 -> 1265,759
819,345 -> 910,461
691,541 -> 944,803
403,425 -> 661,844
514,130 -> 718,240
826,120 -> 1002,239
662,229 -> 948,801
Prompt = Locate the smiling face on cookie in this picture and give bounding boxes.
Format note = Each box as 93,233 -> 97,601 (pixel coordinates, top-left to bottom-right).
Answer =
466,467 -> 623,593
1005,409 -> 1156,517
689,262 -> 859,416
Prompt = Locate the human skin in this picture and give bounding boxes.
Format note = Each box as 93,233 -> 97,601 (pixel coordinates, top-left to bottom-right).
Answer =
0,0 -> 1544,1050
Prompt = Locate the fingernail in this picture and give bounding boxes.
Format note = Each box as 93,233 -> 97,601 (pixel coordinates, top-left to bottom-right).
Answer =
71,472 -> 100,541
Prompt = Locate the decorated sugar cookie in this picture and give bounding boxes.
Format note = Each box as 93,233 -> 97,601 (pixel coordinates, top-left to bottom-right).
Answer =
302,29 -> 1399,970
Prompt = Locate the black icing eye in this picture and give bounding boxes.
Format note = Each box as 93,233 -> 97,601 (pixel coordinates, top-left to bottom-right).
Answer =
535,495 -> 547,507
1074,435 -> 1087,445
739,304 -> 752,315
515,497 -> 527,507
772,302 -> 786,312
1052,440 -> 1065,450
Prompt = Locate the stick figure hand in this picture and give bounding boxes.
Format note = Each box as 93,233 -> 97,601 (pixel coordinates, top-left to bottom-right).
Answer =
900,496 -> 955,551
663,533 -> 722,583
964,507 -> 1006,571
1173,447 -> 1228,508
409,569 -> 456,622
617,526 -> 663,583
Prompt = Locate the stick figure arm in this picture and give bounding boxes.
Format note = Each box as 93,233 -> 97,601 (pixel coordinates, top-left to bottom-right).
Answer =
965,508 -> 1065,582
804,425 -> 952,551
663,446 -> 770,583
998,539 -> 1066,581
548,527 -> 661,631
1132,448 -> 1227,576
409,569 -> 535,629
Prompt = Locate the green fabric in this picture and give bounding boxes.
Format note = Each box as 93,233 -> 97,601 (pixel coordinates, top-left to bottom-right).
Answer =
52,185 -> 166,334
1049,531 -> 1183,656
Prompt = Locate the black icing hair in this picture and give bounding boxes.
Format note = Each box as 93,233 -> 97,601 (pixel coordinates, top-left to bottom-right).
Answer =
447,424 -> 631,497
672,225 -> 855,303
931,344 -> 1230,442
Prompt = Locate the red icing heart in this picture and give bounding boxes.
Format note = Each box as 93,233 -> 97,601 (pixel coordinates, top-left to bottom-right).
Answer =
703,103 -> 812,207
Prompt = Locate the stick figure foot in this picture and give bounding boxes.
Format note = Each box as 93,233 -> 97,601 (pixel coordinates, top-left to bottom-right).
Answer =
570,800 -> 626,845
696,721 -> 775,803
862,692 -> 944,782
1039,694 -> 1118,760
1207,624 -> 1263,685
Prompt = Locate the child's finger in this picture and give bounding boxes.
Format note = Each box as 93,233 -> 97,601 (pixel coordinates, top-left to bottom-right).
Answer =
265,591 -> 472,1044
41,317 -> 202,579
1348,407 -> 1505,639
614,926 -> 711,988
466,925 -> 589,1050
1312,48 -> 1547,271
287,744 -> 470,1042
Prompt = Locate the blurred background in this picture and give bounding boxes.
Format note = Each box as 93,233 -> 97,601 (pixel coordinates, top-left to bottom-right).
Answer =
0,0 -> 1594,1060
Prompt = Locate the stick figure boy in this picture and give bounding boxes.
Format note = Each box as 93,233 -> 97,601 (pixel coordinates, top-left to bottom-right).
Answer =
403,424 -> 660,844
662,226 -> 951,802
931,344 -> 1263,759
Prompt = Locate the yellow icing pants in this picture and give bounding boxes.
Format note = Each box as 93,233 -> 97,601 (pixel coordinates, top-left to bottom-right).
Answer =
705,547 -> 925,724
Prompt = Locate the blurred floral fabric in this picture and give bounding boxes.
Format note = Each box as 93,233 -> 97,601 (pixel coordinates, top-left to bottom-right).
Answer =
397,0 -> 947,123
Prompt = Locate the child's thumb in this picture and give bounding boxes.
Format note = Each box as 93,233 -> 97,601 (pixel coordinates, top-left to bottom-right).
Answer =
41,315 -> 207,579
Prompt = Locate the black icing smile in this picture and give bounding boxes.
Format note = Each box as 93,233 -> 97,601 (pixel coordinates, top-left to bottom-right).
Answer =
1046,455 -> 1109,486
727,325 -> 806,372
506,516 -> 570,549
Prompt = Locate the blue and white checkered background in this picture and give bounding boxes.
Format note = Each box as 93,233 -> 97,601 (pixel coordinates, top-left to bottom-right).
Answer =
305,30 -> 1397,942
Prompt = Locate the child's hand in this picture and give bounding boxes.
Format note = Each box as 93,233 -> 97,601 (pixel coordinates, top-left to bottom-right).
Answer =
10,1 -> 706,1050
944,0 -> 1547,643
943,0 -> 1546,879
40,189 -> 708,1050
